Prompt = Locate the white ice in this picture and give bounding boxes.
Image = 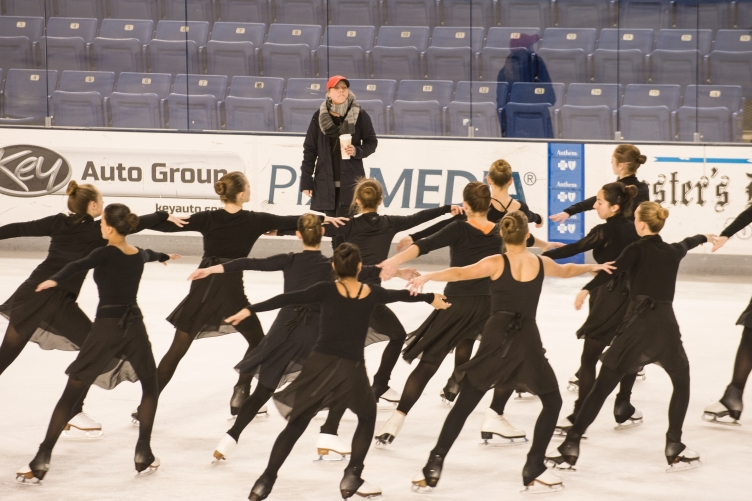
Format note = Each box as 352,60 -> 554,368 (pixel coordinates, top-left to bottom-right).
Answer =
0,252 -> 750,501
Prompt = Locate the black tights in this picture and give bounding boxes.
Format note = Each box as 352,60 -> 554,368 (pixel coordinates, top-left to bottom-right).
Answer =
730,327 -> 752,392
227,382 -> 275,442
0,324 -> 90,416
572,338 -> 638,419
430,380 -> 562,485
571,364 -> 689,444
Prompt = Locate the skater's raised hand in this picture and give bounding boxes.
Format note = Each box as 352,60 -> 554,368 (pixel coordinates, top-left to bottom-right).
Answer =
574,289 -> 589,310
430,293 -> 451,310
324,216 -> 349,227
378,260 -> 399,281
396,235 -> 414,252
162,254 -> 181,266
395,268 -> 420,281
188,263 -> 224,280
450,205 -> 465,216
167,214 -> 189,227
712,235 -> 729,252
36,280 -> 58,292
406,274 -> 431,295
592,261 -> 616,274
549,212 -> 570,224
225,308 -> 251,326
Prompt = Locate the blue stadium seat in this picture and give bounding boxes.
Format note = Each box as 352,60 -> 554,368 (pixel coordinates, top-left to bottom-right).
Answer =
536,28 -> 597,84
99,19 -> 154,44
384,0 -> 438,28
430,27 -> 484,51
479,48 -> 534,84
391,100 -> 444,135
267,24 -> 323,47
509,82 -> 565,106
0,16 -> 45,42
454,81 -> 508,107
504,102 -> 553,137
593,29 -> 653,85
108,92 -> 163,128
59,70 -> 115,95
166,93 -> 220,129
327,0 -> 380,26
116,72 -> 172,98
53,0 -> 103,20
91,38 -> 146,76
163,0 -> 215,22
676,84 -> 744,142
155,21 -> 211,46
684,84 -> 744,111
714,30 -> 752,51
648,49 -> 704,85
707,44 -> 752,96
40,36 -> 89,76
106,0 -> 159,23
216,0 -> 270,24
556,83 -> 620,139
738,1 -> 752,30
498,0 -> 551,29
655,29 -> 713,54
540,28 -> 597,52
446,101 -> 501,137
2,0 -> 45,16
47,17 -> 99,43
315,46 -> 368,78
261,43 -> 316,79
396,80 -> 453,105
0,38 -> 35,71
622,83 -> 681,108
0,69 -> 57,125
349,79 -> 397,104
51,90 -> 106,126
597,28 -> 654,53
279,98 -> 321,131
555,0 -> 613,29
147,40 -> 200,76
426,46 -> 473,82
229,76 -> 286,100
322,26 -> 376,51
212,22 -> 267,46
486,28 -> 541,49
207,22 -> 266,78
273,0 -> 326,26
441,0 -> 496,30
675,0 -> 733,31
173,74 -> 228,100
371,26 -> 430,80
285,78 -> 328,99
619,83 -> 681,141
617,0 -> 672,31
356,99 -> 388,134
223,96 -> 277,130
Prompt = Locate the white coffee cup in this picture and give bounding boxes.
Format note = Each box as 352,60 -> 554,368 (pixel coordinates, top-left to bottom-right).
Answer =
340,134 -> 352,159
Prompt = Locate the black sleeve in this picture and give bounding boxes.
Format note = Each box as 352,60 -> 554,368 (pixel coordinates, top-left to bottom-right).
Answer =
543,224 -> 606,260
410,214 -> 465,241
377,287 -> 435,305
720,205 -> 752,238
518,201 -> 543,225
148,211 -> 209,234
322,219 -> 351,238
143,248 -> 170,263
254,213 -> 301,234
583,241 -> 641,292
392,205 -> 452,233
353,111 -> 378,159
414,222 -> 462,256
49,247 -> 110,283
248,282 -> 327,312
132,211 -> 169,233
358,265 -> 381,282
223,254 -> 293,273
300,116 -> 318,192
563,195 -> 596,216
0,214 -> 59,239
672,234 -> 708,258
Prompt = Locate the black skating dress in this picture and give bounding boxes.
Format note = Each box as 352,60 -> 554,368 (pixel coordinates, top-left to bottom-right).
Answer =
562,174 -> 649,219
226,252 -> 381,389
0,212 -> 168,350
48,246 -> 170,389
543,214 -> 639,343
323,205 -> 452,345
244,282 -> 435,421
584,234 -> 707,374
719,206 -> 752,327
148,209 -> 298,340
454,254 -> 558,396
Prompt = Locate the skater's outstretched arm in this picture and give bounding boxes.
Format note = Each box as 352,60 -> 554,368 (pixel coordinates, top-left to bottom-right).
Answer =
391,205 -> 459,233
405,255 -> 505,294
377,287 -> 449,309
188,253 -> 293,281
380,221 -> 462,280
225,282 -> 328,325
132,211 -> 188,232
672,234 -> 711,257
540,255 -> 614,279
0,214 -> 58,239
36,247 -> 111,290
543,225 -> 607,260
142,248 -> 177,264
716,205 -> 752,250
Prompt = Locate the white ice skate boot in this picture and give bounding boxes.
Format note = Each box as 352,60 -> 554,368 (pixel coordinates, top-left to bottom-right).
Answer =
15,465 -> 42,485
212,433 -> 237,464
374,411 -> 405,446
355,480 -> 382,499
666,444 -> 701,472
703,385 -> 743,425
315,433 -> 351,461
522,468 -> 564,494
566,375 -> 579,393
636,369 -> 646,381
480,408 -> 528,445
379,387 -> 401,404
131,408 -> 140,427
63,412 -> 103,439
553,416 -> 573,437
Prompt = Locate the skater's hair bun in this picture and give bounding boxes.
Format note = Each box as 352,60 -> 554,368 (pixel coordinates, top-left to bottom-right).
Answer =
613,144 -> 647,174
332,242 -> 361,278
351,178 -> 383,214
298,213 -> 323,247
601,182 -> 638,218
636,202 -> 669,232
500,210 -> 529,246
463,181 -> 491,215
103,203 -> 139,236
214,171 -> 248,204
488,159 -> 513,188
66,180 -> 100,220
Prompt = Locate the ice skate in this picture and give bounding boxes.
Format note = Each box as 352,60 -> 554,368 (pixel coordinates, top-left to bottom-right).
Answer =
131,409 -> 140,427
544,438 -> 580,471
62,412 -> 104,439
566,375 -> 579,393
134,440 -> 160,478
665,442 -> 701,472
374,410 -> 405,446
248,473 -> 275,501
440,376 -> 460,406
636,368 -> 646,381
227,405 -> 269,422
315,433 -> 351,461
340,465 -> 382,499
230,382 -> 251,417
703,384 -> 743,425
212,433 -> 237,464
16,447 -> 51,485
553,416 -> 574,437
613,399 -> 643,430
522,469 -> 564,494
379,387 -> 401,404
411,453 -> 444,493
480,408 -> 528,445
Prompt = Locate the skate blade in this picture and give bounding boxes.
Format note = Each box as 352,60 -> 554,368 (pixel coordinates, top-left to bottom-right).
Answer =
135,458 -> 160,478
521,482 -> 565,494
62,425 -> 104,440
411,479 -> 434,494
211,450 -> 226,466
614,419 -> 643,431
373,435 -> 394,448
377,401 -> 397,411
313,449 -> 350,462
666,460 -> 702,473
636,372 -> 646,381
15,470 -> 41,486
353,492 -> 383,500
544,459 -> 576,472
479,435 -> 528,447
566,384 -> 579,393
131,418 -> 140,428
702,413 -> 740,426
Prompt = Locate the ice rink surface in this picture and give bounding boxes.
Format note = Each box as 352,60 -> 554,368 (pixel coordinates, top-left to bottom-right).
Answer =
0,252 -> 750,501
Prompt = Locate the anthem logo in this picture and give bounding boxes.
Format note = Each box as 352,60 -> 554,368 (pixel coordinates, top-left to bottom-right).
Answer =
0,145 -> 71,197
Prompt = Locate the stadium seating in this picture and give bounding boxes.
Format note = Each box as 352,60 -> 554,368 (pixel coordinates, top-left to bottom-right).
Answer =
53,0 -> 103,21
619,84 -> 681,141
0,69 -> 57,125
593,28 -> 654,84
617,0 -> 673,32
371,26 -> 430,80
216,0 -> 270,24
556,83 -> 620,139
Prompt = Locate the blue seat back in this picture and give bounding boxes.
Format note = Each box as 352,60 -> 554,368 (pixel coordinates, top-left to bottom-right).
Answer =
683,85 -> 743,111
51,90 -> 106,126
315,46 -> 368,78
349,79 -> 397,105
498,0 -> 551,29
224,96 -> 276,131
279,98 -> 321,132
623,84 -> 681,109
323,26 -> 377,50
618,104 -> 672,141
714,30 -> 752,52
617,0 -> 672,31
3,0 -> 46,16
505,102 -> 553,138
396,80 -> 453,106
273,0 -> 325,26
211,22 -> 266,46
116,72 -> 172,99
162,0 -> 215,22
285,78 -> 328,99
59,70 -> 116,96
41,36 -> 89,74
426,47 -> 473,82
267,24 -> 322,47
370,46 -> 422,80
442,0 -> 496,29
328,0 -> 380,26
593,48 -> 648,85
655,29 -> 713,54
167,93 -> 219,129
91,38 -> 146,75
479,47 -> 534,83
535,48 -> 590,84
54,0 -> 104,20
540,28 -> 597,53
675,0 -> 733,31
555,0 -> 612,29
384,0 -> 438,28
0,16 -> 45,42
261,43 -> 314,78
207,41 -> 257,79
597,29 -> 654,53
1,69 -> 57,120
107,0 -> 159,23
649,49 -> 704,85
230,76 -> 286,100
376,26 -> 430,50
430,27 -> 484,52
0,37 -> 33,70
47,17 -> 99,43
108,92 -> 162,128
148,39 -> 201,75
565,84 -> 620,108
155,21 -> 211,46
174,74 -> 228,99
455,81 -> 508,106
446,101 -> 501,137
509,82 -> 565,106
391,100 -> 443,135
216,0 -> 270,24
99,19 -> 154,44
486,27 -> 540,49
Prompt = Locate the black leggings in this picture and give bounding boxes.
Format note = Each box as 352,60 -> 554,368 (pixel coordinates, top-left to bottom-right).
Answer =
430,380 -> 562,485
0,323 -> 90,416
263,386 -> 377,480
730,327 -> 752,392
370,304 -> 408,397
227,382 -> 275,442
571,363 -> 690,443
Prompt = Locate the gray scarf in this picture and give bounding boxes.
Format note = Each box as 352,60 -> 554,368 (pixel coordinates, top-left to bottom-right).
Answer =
319,92 -> 360,138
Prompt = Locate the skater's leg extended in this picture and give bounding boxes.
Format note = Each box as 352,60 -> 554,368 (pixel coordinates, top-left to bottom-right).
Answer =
340,385 -> 380,500
41,376 -> 93,451
263,406 -> 318,478
665,365 -> 690,442
573,338 -> 608,418
396,358 -> 442,415
570,365 -> 623,436
155,329 -> 193,394
321,400 -> 347,436
489,386 -> 515,415
523,391 -> 562,484
442,339 -> 475,402
370,305 -> 407,399
135,373 -> 160,473
0,324 -> 28,376
235,316 -> 264,389
227,383 -> 275,442
731,327 -> 752,391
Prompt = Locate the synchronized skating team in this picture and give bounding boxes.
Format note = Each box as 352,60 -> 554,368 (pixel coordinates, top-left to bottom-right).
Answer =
1,144 -> 749,498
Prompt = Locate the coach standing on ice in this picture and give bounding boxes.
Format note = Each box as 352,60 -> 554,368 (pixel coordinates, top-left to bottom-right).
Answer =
299,75 -> 378,243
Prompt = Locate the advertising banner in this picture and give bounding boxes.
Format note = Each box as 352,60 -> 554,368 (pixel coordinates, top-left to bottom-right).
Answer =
548,143 -> 585,264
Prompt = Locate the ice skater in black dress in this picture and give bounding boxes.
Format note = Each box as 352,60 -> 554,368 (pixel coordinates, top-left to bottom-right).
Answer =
543,182 -> 643,434
0,181 -> 183,437
546,202 -> 714,473
131,172 -> 347,422
703,204 -> 752,424
15,204 -> 179,484
224,243 -> 449,500
406,210 -> 614,493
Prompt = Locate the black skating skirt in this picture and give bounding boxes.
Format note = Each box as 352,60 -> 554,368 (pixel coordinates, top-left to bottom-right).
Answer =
235,306 -> 319,389
272,351 -> 373,422
403,295 -> 490,365
454,311 -> 559,396
0,281 -> 91,351
166,256 -> 264,342
601,296 -> 689,375
364,303 -> 407,346
66,304 -> 157,390
736,297 -> 752,328
576,272 -> 630,343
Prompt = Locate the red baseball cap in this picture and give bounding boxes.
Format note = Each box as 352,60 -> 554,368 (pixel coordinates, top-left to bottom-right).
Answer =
327,75 -> 350,90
